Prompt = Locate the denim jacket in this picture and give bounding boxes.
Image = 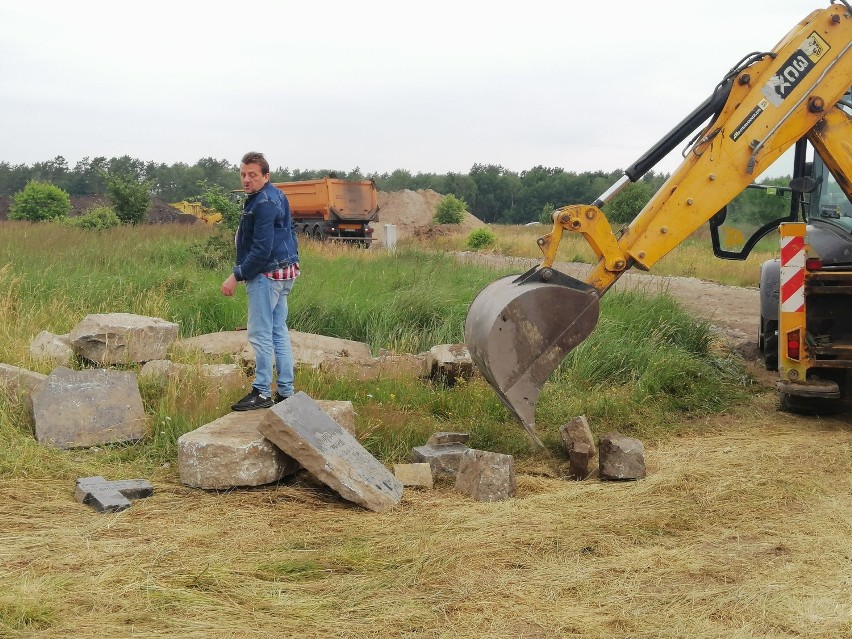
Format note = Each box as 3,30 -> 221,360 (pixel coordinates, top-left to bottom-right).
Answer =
234,181 -> 299,281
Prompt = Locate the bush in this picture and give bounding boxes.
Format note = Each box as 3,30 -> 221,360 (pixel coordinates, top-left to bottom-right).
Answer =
198,181 -> 241,232
65,206 -> 122,231
539,203 -> 556,225
9,181 -> 71,222
434,194 -> 467,224
191,232 -> 236,270
106,173 -> 151,225
466,227 -> 497,250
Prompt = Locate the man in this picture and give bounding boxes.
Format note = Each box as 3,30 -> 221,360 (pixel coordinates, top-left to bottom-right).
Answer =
221,151 -> 300,410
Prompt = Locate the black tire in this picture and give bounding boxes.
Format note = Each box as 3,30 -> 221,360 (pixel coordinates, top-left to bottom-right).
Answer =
779,392 -> 842,415
761,315 -> 778,371
302,225 -> 311,237
312,226 -> 324,241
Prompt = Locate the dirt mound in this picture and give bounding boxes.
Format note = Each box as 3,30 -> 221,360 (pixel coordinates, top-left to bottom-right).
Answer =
371,189 -> 486,243
0,195 -> 196,224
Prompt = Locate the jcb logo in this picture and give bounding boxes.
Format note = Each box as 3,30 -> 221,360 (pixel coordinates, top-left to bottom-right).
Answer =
761,32 -> 829,108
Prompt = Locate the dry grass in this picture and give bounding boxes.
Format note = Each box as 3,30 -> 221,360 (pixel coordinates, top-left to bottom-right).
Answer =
423,224 -> 775,288
3,393 -> 852,638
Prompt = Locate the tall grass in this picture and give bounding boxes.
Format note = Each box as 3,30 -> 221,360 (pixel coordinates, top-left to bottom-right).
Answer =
0,221 -> 755,475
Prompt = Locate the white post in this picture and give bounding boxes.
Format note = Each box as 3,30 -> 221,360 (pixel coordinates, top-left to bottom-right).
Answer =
384,224 -> 397,251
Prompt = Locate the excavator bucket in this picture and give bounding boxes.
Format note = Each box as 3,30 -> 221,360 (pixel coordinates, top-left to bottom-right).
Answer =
464,267 -> 600,447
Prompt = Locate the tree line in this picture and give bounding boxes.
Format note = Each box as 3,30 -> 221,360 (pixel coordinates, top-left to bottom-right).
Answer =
0,155 -> 678,225
1,155 -> 792,226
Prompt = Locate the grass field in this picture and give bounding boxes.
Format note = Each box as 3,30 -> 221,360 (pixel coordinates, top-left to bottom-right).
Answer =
2,221 -> 851,638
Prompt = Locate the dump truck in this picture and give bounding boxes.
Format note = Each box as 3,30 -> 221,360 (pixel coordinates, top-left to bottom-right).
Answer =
272,177 -> 379,246
465,1 -> 852,446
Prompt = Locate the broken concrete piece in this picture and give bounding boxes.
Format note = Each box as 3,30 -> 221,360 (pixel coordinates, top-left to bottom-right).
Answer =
599,432 -> 646,480
258,392 -> 402,512
455,449 -> 516,502
178,410 -> 300,489
393,463 -> 433,488
31,367 -> 146,449
559,415 -> 596,479
75,476 -> 154,513
421,344 -> 474,384
411,442 -> 469,478
69,313 -> 179,365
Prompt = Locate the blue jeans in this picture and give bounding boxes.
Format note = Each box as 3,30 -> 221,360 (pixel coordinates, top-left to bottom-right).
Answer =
245,274 -> 295,398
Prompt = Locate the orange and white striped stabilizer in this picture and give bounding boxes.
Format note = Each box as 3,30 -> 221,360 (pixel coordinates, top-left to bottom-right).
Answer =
780,223 -> 806,313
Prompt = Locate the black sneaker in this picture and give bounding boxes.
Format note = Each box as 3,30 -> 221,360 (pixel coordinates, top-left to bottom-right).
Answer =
273,393 -> 292,404
231,388 -> 274,411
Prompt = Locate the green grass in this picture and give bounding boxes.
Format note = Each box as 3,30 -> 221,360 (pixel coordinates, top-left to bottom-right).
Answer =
0,220 -> 756,478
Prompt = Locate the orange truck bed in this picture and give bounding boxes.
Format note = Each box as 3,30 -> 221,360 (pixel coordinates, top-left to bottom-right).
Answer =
272,178 -> 379,244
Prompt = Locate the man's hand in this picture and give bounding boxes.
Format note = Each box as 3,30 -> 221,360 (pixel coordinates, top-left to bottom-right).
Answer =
221,273 -> 238,297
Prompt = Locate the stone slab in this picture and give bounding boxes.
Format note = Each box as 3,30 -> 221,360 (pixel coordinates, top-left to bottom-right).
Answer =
178,410 -> 300,490
393,463 -> 434,488
258,392 -> 402,512
30,367 -> 146,449
411,442 -> 469,477
75,476 -> 154,513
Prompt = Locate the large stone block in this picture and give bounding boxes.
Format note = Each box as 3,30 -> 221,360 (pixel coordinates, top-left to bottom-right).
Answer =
599,432 -> 646,480
258,392 -> 402,512
421,344 -> 474,384
455,449 -> 516,502
30,367 -> 146,449
69,313 -> 179,365
178,411 -> 300,490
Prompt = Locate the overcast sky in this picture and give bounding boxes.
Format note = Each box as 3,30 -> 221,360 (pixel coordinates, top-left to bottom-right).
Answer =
0,0 -> 822,176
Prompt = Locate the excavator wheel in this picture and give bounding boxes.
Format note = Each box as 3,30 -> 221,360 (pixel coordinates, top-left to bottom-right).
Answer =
464,267 -> 600,445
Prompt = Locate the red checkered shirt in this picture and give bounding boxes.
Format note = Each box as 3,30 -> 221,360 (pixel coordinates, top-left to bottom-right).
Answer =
265,263 -> 300,280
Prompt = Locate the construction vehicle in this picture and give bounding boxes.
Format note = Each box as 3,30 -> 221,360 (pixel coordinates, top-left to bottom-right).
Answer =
169,201 -> 223,225
272,177 -> 379,246
465,1 -> 852,446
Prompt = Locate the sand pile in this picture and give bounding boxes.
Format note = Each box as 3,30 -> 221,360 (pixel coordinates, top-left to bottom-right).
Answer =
371,189 -> 486,244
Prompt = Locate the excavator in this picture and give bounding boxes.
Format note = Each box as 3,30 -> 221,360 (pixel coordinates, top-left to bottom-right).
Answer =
465,1 -> 852,446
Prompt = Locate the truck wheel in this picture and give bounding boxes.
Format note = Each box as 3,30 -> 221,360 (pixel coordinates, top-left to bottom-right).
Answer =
302,225 -> 311,237
780,391 -> 842,415
760,315 -> 778,371
312,226 -> 323,241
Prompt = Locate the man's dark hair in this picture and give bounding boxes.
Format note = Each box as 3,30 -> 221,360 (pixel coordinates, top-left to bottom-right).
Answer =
241,151 -> 270,176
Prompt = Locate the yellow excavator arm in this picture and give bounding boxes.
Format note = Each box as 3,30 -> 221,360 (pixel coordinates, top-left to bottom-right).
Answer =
465,1 -> 852,445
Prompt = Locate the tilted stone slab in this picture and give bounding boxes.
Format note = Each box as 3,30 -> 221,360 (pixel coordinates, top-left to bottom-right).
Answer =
455,448 -> 516,502
69,313 -> 179,365
178,410 -> 300,489
258,392 -> 402,512
30,367 -> 146,449
599,432 -> 646,481
411,442 -> 469,478
75,476 -> 154,513
29,331 -> 75,366
0,363 -> 46,400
